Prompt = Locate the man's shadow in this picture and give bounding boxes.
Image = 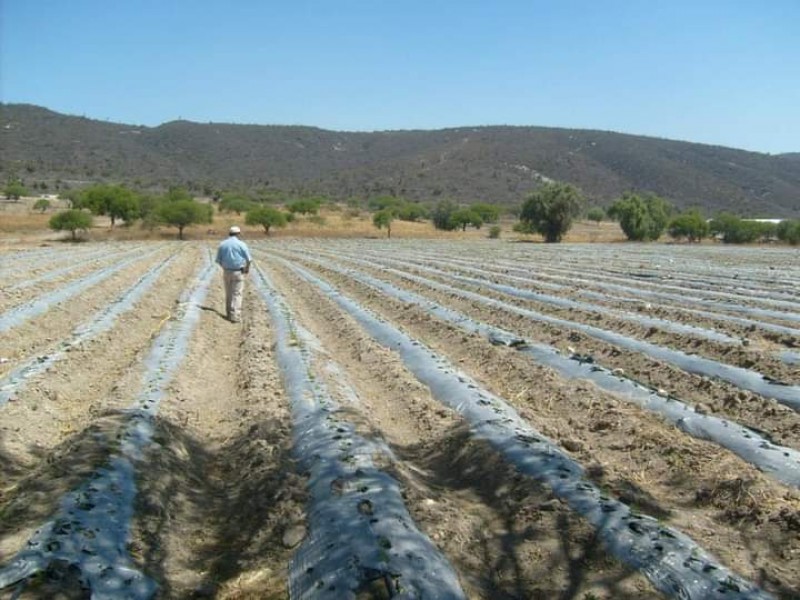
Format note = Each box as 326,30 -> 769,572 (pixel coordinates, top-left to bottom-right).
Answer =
199,305 -> 229,321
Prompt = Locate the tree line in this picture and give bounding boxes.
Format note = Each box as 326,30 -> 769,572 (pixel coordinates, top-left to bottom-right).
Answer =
30,180 -> 800,245
511,184 -> 800,245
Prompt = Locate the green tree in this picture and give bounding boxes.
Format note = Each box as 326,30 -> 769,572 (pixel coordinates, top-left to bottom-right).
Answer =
49,209 -> 93,241
368,195 -> 403,212
158,199 -> 213,239
61,188 -> 82,208
710,214 -> 777,244
668,210 -> 709,242
4,181 -> 28,200
373,209 -> 394,238
219,195 -> 254,215
33,198 -> 51,213
287,198 -> 321,215
519,183 -> 584,243
164,187 -> 194,203
246,206 -> 288,235
80,184 -> 140,227
776,220 -> 800,245
471,202 -> 501,223
431,200 -> 458,231
608,192 -> 671,241
586,207 -> 605,224
451,207 -> 484,231
396,202 -> 428,222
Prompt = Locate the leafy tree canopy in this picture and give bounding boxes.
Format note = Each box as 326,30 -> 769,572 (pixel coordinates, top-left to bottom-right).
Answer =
777,219 -> 800,245
373,209 -> 394,238
471,202 -> 501,223
158,198 -> 212,239
49,209 -> 93,240
431,200 -> 458,231
4,181 -> 28,200
586,207 -> 605,223
451,207 -> 484,231
709,213 -> 777,244
33,198 -> 51,213
668,209 -> 709,242
245,205 -> 288,235
519,182 -> 584,243
287,198 -> 321,215
607,192 -> 672,241
219,195 -> 254,215
79,184 -> 140,226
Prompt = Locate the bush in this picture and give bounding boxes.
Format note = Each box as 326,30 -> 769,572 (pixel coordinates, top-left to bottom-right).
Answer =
586,207 -> 605,224
488,225 -> 501,239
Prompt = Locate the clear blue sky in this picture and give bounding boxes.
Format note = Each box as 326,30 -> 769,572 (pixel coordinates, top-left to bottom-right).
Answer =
1,0 -> 798,153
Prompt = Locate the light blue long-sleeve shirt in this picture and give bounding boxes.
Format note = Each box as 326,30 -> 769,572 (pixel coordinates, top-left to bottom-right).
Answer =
216,236 -> 252,270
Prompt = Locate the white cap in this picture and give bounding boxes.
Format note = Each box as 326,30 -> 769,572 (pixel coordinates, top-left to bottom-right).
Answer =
229,225 -> 241,234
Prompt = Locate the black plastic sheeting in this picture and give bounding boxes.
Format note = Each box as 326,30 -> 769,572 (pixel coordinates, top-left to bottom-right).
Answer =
272,252 -> 800,489
282,259 -> 774,600
317,251 -> 800,411
0,246 -> 165,333
351,247 -> 800,339
0,254 -> 215,599
1,252 -> 180,407
252,266 -> 465,600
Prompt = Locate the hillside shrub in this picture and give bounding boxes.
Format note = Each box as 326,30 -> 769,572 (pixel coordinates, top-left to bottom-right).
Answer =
488,225 -> 501,239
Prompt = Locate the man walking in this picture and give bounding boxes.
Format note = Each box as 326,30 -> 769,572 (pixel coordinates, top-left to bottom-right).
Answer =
215,225 -> 252,323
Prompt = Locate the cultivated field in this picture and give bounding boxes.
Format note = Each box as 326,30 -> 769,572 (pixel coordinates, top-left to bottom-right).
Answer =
0,239 -> 799,599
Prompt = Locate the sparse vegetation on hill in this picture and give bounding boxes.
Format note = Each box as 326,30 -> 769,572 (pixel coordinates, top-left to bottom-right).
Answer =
2,104 -> 799,218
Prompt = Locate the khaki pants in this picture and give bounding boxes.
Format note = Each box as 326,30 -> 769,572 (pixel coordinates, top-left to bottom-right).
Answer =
223,270 -> 245,322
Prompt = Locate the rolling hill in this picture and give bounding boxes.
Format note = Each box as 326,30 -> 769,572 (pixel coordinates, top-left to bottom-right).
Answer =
2,104 -> 798,217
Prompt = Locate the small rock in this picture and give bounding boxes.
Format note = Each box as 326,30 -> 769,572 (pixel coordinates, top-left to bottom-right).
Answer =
562,439 -> 584,453
695,403 -> 711,415
282,525 -> 306,549
611,368 -> 625,377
